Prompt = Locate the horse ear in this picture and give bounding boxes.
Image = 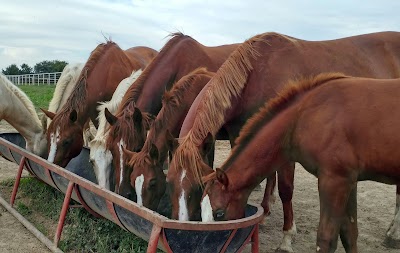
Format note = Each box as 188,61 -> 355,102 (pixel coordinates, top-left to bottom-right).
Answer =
122,146 -> 136,161
40,108 -> 56,120
201,132 -> 214,155
40,114 -> 47,134
104,108 -> 118,126
216,168 -> 229,187
69,109 -> 78,123
166,130 -> 178,153
149,143 -> 159,162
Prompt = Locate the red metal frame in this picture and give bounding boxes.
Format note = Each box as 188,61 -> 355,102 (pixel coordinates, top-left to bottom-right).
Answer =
10,157 -> 26,206
0,137 -> 264,252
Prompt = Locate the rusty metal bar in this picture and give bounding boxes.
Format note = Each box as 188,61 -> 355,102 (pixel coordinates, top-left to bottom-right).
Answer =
54,180 -> 74,245
220,229 -> 238,253
147,225 -> 162,253
73,184 -> 101,218
10,156 -> 26,207
251,223 -> 260,253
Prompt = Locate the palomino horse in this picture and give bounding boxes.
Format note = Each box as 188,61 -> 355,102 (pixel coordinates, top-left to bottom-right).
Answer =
104,33 -> 238,196
167,31 -> 400,252
89,69 -> 142,190
44,63 -> 94,146
0,74 -> 47,157
201,73 -> 400,253
121,68 -> 214,211
42,40 -> 157,167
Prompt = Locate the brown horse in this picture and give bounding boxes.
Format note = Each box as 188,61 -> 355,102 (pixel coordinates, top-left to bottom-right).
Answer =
42,41 -> 157,167
201,73 -> 400,253
167,31 -> 400,252
121,68 -> 214,211
104,33 -> 238,196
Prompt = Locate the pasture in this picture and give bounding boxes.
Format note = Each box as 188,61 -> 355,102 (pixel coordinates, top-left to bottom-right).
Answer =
0,84 -> 398,252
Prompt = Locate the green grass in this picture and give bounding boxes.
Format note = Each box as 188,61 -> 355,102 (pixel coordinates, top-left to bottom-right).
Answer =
18,85 -> 55,111
0,178 -> 154,253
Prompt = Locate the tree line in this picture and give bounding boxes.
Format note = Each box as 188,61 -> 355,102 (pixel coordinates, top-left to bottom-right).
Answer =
2,60 -> 68,75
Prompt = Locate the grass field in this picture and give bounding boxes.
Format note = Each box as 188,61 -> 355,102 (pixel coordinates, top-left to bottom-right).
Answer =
0,84 -> 156,252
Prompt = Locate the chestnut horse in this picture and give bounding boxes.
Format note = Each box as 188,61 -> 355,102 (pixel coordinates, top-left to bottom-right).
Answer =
121,68 -> 214,211
42,41 -> 157,167
0,74 -> 47,157
202,73 -> 400,253
89,69 -> 142,190
45,63 -> 94,146
104,33 -> 238,196
167,31 -> 400,252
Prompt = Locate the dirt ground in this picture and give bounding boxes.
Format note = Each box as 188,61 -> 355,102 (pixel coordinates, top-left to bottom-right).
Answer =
0,121 -> 399,253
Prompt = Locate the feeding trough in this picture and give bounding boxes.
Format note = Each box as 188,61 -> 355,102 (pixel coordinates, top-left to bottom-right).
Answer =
0,132 -> 263,253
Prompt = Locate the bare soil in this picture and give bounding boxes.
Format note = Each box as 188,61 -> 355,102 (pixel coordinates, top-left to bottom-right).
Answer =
0,120 -> 399,252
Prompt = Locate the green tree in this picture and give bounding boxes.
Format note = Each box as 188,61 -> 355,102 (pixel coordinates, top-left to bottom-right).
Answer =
20,63 -> 33,74
34,60 -> 68,73
2,64 -> 20,75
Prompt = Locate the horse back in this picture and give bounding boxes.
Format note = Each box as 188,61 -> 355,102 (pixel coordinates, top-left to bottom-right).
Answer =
124,46 -> 158,69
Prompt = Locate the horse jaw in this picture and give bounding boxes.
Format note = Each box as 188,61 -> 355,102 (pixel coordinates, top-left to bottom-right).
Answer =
201,194 -> 214,222
48,127 -> 60,163
135,174 -> 145,206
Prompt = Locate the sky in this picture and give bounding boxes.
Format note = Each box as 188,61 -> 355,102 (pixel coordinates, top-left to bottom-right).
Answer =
1,0 -> 400,72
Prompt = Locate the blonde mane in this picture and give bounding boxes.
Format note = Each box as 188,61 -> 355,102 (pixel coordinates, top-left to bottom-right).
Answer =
94,69 -> 143,143
47,63 -> 83,127
171,33 -> 267,185
0,74 -> 41,126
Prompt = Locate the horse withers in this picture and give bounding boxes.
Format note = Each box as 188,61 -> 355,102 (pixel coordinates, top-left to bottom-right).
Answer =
202,73 -> 400,253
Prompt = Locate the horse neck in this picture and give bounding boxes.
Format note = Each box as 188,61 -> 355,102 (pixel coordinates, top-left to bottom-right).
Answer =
223,106 -> 297,192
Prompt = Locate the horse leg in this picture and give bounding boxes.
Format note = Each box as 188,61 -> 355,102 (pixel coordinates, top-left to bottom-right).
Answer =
317,174 -> 353,253
339,187 -> 358,253
275,162 -> 296,253
384,185 -> 400,248
261,173 -> 277,216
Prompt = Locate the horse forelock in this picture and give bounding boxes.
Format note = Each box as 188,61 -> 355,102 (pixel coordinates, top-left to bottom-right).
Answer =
232,72 -> 347,155
0,74 -> 41,126
117,33 -> 194,115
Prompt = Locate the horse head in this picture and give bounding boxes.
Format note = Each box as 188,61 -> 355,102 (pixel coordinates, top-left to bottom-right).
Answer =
105,105 -> 153,198
89,138 -> 114,190
122,143 -> 166,211
166,132 -> 214,221
42,108 -> 84,167
201,168 -> 247,222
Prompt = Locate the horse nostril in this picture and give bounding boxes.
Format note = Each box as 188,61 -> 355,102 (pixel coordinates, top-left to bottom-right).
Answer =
215,209 -> 225,221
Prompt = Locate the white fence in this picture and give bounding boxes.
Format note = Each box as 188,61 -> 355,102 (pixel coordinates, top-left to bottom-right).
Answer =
5,72 -> 62,85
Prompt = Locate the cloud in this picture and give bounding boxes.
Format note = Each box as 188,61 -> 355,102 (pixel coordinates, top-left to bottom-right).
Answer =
1,0 -> 400,71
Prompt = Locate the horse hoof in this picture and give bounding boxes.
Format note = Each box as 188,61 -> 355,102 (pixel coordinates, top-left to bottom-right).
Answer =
382,236 -> 400,249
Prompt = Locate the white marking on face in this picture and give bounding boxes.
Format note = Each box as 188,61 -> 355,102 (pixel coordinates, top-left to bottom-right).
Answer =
118,140 -> 125,186
201,194 -> 214,222
278,221 -> 297,252
92,145 -> 113,190
135,174 -> 144,206
178,170 -> 189,221
47,127 -> 60,163
316,246 -> 321,252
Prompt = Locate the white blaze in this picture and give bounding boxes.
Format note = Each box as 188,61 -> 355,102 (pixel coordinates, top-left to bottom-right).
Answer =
178,170 -> 189,221
135,174 -> 145,206
118,140 -> 125,186
47,127 -> 60,163
94,147 -> 113,190
201,194 -> 214,222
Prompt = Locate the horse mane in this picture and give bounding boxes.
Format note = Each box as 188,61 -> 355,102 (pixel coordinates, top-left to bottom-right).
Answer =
116,32 -> 192,116
47,63 -> 83,127
105,102 -> 154,150
55,40 -> 119,128
171,33 -> 266,186
0,74 -> 41,127
233,72 -> 347,154
95,69 -> 143,144
152,67 -> 214,134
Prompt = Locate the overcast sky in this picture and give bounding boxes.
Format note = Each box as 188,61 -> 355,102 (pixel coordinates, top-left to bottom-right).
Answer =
1,0 -> 399,72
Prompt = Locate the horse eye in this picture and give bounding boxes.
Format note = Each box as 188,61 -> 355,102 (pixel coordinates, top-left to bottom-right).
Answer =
148,179 -> 157,188
63,139 -> 71,146
215,209 -> 225,220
